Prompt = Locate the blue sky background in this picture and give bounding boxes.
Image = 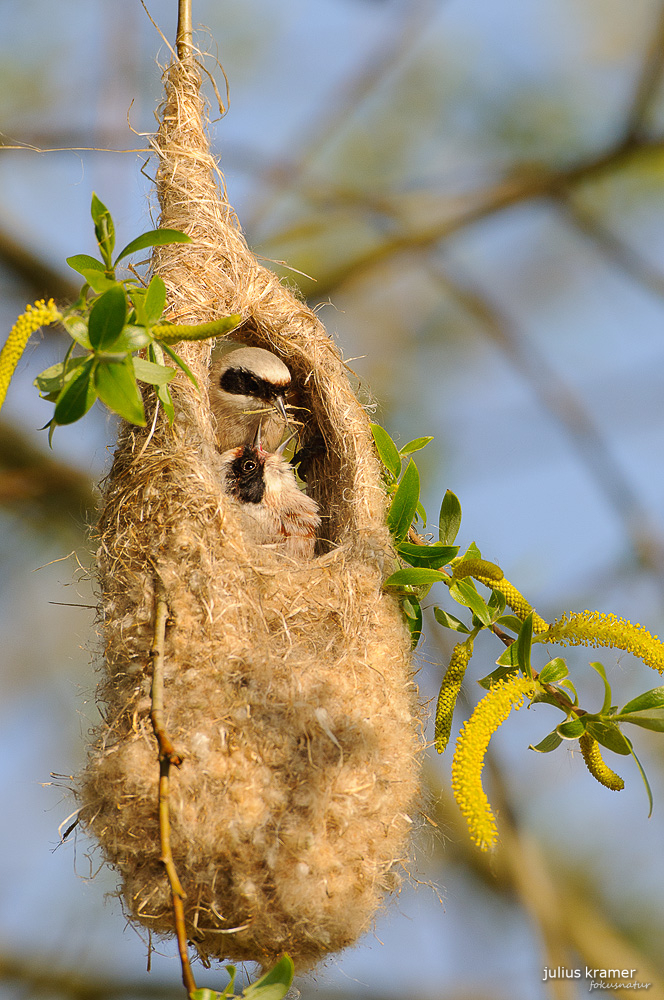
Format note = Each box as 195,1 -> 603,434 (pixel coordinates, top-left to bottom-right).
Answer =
2,2 -> 664,998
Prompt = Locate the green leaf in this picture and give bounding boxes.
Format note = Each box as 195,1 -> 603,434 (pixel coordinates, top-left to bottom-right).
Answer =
132,356 -> 176,386
144,274 -> 167,323
433,606 -> 471,634
62,315 -> 93,349
222,966 -> 238,999
243,955 -> 294,1000
403,595 -> 423,647
384,567 -> 448,587
91,192 -> 115,266
101,324 -> 152,352
66,253 -> 104,275
557,718 -> 586,739
589,661 -> 613,716
439,490 -> 462,545
619,685 -> 664,716
387,459 -> 420,542
515,613 -> 533,677
88,285 -> 127,350
450,578 -> 492,626
155,381 -> 175,424
158,340 -> 199,389
460,540 -> 482,561
529,730 -> 563,753
539,657 -> 569,685
616,708 -> 664,732
397,542 -> 457,568
478,665 -> 518,689
114,227 -> 192,264
371,423 -> 401,480
627,740 -> 653,817
585,720 -> 631,755
494,614 -> 524,633
192,991 -> 223,1000
487,589 -> 507,617
94,358 -> 146,425
399,435 -> 433,455
53,358 -> 97,425
496,643 -> 519,667
34,355 -> 89,395
558,677 -> 579,706
78,269 -> 119,293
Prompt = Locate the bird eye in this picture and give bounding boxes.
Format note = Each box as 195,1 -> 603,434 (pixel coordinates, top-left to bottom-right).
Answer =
242,459 -> 257,473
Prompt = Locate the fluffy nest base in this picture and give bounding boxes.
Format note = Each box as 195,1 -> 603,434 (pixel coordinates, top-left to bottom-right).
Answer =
77,58 -> 421,971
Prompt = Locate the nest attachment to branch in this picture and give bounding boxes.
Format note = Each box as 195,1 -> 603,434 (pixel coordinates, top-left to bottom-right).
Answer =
78,58 -> 421,972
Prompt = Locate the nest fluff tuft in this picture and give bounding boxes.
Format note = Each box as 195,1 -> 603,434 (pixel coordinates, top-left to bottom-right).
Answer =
78,58 -> 421,971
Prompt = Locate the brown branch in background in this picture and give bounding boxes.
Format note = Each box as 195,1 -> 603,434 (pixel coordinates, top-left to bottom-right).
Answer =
556,191 -> 664,300
0,225 -> 79,302
428,263 -> 664,579
149,578 -> 194,997
424,763 -> 664,998
245,0 -> 440,232
624,0 -> 664,142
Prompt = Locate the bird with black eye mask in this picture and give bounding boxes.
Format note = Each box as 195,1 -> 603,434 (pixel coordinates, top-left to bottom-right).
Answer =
219,428 -> 320,559
209,346 -> 292,452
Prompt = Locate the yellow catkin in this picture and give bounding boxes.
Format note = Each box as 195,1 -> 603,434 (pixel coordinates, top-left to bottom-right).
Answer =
0,299 -> 61,410
578,732 -> 624,791
451,675 -> 538,851
544,611 -> 664,674
434,640 -> 473,754
453,560 -> 549,633
153,317 -> 240,342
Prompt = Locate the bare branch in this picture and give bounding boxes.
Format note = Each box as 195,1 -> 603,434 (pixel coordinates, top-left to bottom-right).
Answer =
624,1 -> 664,141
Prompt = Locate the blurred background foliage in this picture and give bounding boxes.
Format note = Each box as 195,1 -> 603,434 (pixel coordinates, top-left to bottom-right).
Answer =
2,1 -> 664,998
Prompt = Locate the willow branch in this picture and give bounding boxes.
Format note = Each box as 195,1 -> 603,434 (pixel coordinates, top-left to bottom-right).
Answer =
176,0 -> 193,64
149,578 -> 194,997
624,0 -> 664,141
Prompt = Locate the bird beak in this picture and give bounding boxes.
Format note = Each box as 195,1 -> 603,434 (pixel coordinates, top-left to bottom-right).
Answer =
276,429 -> 300,455
274,395 -> 288,422
252,421 -> 263,449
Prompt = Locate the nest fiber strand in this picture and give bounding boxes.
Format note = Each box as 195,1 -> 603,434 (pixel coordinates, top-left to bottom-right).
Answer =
78,58 -> 420,971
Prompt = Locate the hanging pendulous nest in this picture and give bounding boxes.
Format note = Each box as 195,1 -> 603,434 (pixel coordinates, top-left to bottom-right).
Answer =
77,55 -> 422,972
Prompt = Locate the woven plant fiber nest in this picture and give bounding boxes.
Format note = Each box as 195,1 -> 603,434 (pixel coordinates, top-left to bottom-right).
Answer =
78,57 -> 422,972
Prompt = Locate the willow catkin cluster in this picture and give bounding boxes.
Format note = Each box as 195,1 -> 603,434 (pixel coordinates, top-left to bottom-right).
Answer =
77,56 -> 421,972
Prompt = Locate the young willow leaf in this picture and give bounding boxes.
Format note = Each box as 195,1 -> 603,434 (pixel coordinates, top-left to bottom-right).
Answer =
439,489 -> 462,545
143,274 -> 167,323
91,192 -> 115,265
399,435 -> 433,455
53,358 -> 96,425
616,708 -> 664,733
433,606 -> 471,634
114,227 -> 192,264
496,643 -> 519,668
619,685 -> 664,716
449,578 -> 492,626
88,285 -> 127,351
131,358 -> 175,385
396,542 -> 457,568
242,955 -> 294,1000
557,718 -> 586,740
132,356 -> 176,386
384,567 -> 448,587
387,459 -> 420,542
585,720 -> 631,755
403,595 -> 423,647
158,340 -> 199,389
589,660 -> 613,716
529,730 -> 563,753
539,657 -> 569,685
477,665 -> 518,690
627,740 -> 654,817
66,253 -> 104,276
371,423 -> 401,480
515,613 -> 533,677
94,358 -> 146,425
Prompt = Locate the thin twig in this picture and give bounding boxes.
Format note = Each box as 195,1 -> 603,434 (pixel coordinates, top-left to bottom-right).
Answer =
624,0 -> 664,141
148,577 -> 194,997
176,0 -> 193,64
